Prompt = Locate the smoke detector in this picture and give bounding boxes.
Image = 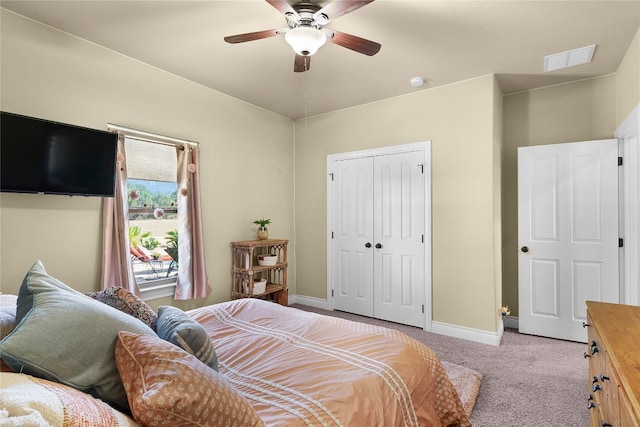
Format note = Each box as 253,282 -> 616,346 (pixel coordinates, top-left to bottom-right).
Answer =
410,77 -> 425,87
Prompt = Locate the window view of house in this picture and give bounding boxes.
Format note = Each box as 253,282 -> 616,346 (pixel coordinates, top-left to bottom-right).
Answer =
125,137 -> 178,285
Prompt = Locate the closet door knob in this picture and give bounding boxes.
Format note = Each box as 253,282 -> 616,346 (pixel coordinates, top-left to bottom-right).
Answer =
365,242 -> 372,248
521,246 -> 530,253
375,243 -> 382,249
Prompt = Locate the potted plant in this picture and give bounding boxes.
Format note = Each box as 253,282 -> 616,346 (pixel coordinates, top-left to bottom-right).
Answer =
165,229 -> 178,263
129,225 -> 151,248
253,218 -> 271,240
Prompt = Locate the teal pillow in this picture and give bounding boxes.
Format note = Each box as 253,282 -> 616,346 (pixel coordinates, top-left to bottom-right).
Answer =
157,305 -> 218,371
0,261 -> 155,412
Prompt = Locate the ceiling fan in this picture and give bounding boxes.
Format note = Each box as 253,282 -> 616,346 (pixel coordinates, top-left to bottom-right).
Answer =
224,0 -> 381,72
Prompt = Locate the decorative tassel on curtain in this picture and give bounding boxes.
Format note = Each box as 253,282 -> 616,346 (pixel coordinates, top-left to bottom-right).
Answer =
101,134 -> 139,295
174,143 -> 211,300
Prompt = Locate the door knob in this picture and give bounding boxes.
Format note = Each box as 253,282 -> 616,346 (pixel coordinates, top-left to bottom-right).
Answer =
365,242 -> 372,248
521,246 -> 529,253
375,243 -> 382,249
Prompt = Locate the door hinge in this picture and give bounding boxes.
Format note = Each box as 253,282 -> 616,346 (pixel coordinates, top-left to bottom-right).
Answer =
421,234 -> 424,243
331,289 -> 334,297
418,164 -> 424,174
329,173 -> 334,181
619,238 -> 624,248
331,231 -> 334,239
618,157 -> 623,166
422,304 -> 425,314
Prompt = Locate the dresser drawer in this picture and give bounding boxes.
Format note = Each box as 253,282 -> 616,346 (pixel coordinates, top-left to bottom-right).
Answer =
619,388 -> 640,427
586,302 -> 640,427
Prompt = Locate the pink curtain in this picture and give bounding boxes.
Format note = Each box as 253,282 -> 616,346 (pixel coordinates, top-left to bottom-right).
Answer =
174,143 -> 211,300
101,135 -> 138,294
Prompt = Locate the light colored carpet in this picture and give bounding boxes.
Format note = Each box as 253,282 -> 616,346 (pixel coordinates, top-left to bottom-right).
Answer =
442,361 -> 483,417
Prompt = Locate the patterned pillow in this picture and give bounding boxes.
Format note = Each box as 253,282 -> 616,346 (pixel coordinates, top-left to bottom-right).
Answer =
0,261 -> 156,412
156,305 -> 218,370
115,331 -> 264,427
0,294 -> 18,339
87,286 -> 157,331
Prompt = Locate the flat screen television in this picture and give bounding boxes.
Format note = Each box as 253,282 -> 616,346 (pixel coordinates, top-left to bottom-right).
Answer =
1,112 -> 118,197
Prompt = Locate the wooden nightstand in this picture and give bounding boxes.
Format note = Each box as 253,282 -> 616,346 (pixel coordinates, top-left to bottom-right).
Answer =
231,239 -> 288,306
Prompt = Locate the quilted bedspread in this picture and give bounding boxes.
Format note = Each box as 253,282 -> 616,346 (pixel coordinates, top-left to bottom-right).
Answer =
189,299 -> 471,427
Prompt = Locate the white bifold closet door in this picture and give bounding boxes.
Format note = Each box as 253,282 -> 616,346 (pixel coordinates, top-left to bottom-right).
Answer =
331,150 -> 425,327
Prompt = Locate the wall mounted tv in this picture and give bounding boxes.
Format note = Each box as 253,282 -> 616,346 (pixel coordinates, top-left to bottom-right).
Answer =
1,112 -> 118,197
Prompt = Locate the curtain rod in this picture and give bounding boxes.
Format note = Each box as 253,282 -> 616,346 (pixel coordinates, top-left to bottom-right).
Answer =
107,123 -> 199,147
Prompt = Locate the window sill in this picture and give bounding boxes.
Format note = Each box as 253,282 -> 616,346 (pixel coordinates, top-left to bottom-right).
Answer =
139,281 -> 176,301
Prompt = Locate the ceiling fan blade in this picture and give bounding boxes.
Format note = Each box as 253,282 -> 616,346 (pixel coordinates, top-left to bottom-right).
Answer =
316,0 -> 374,21
329,29 -> 381,56
266,0 -> 296,15
294,54 -> 310,72
224,29 -> 280,44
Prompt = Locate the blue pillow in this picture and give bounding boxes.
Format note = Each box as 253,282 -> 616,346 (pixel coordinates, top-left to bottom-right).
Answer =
157,305 -> 218,371
0,261 -> 156,412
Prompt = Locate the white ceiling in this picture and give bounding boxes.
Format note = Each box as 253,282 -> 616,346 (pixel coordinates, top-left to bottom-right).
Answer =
2,0 -> 639,120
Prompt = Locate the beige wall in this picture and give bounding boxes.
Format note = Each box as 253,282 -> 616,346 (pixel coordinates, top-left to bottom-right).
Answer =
616,28 -> 640,124
0,11 -> 295,310
294,75 -> 503,333
3,8 -> 635,333
502,76 -> 617,316
492,79 -> 504,321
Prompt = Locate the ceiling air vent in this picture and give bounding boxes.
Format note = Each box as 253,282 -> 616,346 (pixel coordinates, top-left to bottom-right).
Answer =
544,44 -> 597,72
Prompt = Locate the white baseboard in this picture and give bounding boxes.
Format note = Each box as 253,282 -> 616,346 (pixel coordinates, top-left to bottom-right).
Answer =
431,320 -> 504,346
291,294 -> 506,346
503,315 -> 519,330
288,294 -> 331,310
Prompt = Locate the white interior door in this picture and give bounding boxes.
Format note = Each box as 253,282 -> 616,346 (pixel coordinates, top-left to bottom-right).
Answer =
332,157 -> 374,316
518,139 -> 619,342
373,151 -> 425,327
331,149 -> 425,327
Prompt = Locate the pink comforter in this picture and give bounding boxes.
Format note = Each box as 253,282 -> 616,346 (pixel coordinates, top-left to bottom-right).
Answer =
189,299 -> 470,427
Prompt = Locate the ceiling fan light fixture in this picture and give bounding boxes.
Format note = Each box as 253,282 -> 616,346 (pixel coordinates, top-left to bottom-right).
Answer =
285,26 -> 327,56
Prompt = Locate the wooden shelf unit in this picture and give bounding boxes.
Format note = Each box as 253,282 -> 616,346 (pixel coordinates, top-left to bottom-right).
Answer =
231,239 -> 288,306
585,301 -> 640,427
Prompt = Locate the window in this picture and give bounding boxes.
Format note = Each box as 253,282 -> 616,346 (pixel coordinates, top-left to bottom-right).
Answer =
102,124 -> 210,301
126,137 -> 179,297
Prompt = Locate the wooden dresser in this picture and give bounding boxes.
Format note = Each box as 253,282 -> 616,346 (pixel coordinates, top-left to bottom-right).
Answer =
585,301 -> 640,427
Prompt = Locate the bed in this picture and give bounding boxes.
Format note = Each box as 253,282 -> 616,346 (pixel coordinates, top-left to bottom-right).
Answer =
0,261 -> 470,426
